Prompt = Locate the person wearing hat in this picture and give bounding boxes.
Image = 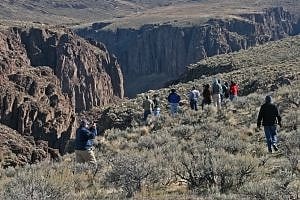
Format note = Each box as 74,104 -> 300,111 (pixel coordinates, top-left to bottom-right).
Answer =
257,95 -> 282,153
74,119 -> 97,164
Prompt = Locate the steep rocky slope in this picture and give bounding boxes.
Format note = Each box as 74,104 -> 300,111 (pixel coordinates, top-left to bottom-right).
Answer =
0,27 -> 124,166
77,7 -> 300,97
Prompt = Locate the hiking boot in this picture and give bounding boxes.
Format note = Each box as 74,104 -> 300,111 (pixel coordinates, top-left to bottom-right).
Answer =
273,144 -> 279,151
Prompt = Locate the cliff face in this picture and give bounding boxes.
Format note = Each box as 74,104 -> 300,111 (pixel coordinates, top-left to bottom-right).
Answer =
0,27 -> 124,166
76,7 -> 300,97
18,28 -> 124,112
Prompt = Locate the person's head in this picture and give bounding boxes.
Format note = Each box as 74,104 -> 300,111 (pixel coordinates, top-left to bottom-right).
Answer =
171,89 -> 176,93
80,119 -> 89,128
265,95 -> 272,103
231,81 -> 234,85
192,86 -> 196,90
153,94 -> 158,98
205,84 -> 210,89
145,95 -> 149,99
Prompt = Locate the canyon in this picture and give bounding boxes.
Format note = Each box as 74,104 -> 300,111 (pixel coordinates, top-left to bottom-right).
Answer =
0,27 -> 123,166
76,7 -> 300,97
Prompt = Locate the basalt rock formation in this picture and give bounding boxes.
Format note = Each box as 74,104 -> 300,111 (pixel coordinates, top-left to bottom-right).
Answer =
0,27 -> 124,166
76,7 -> 300,97
18,28 -> 124,112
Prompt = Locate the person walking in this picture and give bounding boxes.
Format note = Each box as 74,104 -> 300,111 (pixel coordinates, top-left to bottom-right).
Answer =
152,94 -> 161,117
189,86 -> 200,111
212,79 -> 222,110
167,89 -> 181,117
202,84 -> 212,110
74,119 -> 97,165
257,95 -> 282,153
222,82 -> 230,101
142,95 -> 154,121
229,81 -> 239,101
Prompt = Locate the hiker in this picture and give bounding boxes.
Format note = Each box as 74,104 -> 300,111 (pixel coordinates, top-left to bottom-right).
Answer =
212,79 -> 222,110
257,95 -> 282,153
202,84 -> 212,110
152,94 -> 161,117
74,119 -> 97,165
229,81 -> 238,101
167,89 -> 181,117
222,82 -> 230,101
142,95 -> 154,121
188,86 -> 200,111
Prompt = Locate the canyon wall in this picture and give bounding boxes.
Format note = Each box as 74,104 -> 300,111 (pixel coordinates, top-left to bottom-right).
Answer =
0,27 -> 124,166
76,7 -> 300,97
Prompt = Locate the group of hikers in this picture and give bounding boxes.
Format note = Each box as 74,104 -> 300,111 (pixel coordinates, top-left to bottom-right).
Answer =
142,78 -> 239,119
75,79 -> 282,164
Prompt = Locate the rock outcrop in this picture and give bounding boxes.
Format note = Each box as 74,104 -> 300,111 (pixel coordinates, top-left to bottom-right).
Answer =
0,124 -> 59,168
0,27 -> 124,166
18,28 -> 124,112
76,7 -> 300,97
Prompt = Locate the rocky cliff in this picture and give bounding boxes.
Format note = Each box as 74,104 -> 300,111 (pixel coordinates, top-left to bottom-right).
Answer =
18,28 -> 124,112
76,7 -> 300,97
0,27 -> 124,166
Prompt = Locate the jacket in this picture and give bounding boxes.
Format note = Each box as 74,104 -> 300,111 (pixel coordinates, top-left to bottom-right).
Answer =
230,84 -> 238,96
257,103 -> 282,127
168,92 -> 181,104
189,90 -> 200,101
143,99 -> 154,111
75,126 -> 97,150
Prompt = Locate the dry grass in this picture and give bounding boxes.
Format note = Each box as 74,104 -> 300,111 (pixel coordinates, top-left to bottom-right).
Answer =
0,32 -> 299,199
0,0 -> 299,28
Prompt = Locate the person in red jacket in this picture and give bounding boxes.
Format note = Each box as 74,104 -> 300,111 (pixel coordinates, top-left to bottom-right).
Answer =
229,81 -> 238,101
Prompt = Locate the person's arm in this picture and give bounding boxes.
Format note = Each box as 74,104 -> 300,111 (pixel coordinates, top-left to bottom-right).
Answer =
257,106 -> 263,128
83,126 -> 97,139
276,106 -> 282,127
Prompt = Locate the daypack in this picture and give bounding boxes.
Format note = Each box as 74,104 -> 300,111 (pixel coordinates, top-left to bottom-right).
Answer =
212,83 -> 222,94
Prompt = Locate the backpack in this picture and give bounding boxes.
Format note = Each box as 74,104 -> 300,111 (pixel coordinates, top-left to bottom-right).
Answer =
212,83 -> 222,94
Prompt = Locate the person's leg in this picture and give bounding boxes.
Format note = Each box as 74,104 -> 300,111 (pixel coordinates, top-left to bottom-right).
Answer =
190,100 -> 194,110
212,94 -> 218,107
264,126 -> 272,152
170,103 -> 176,116
75,150 -> 85,163
217,94 -> 221,110
270,125 -> 278,151
86,149 -> 97,165
201,100 -> 205,110
194,100 -> 198,111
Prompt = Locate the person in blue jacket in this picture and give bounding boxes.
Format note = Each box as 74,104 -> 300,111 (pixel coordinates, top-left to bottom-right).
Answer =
74,119 -> 97,164
167,89 -> 181,117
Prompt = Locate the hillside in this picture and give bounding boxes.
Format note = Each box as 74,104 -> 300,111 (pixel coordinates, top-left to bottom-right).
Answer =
0,34 -> 298,199
0,0 -> 299,27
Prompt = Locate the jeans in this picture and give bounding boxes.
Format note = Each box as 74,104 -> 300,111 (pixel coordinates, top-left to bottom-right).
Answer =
169,103 -> 179,117
264,125 -> 277,152
190,99 -> 198,111
143,110 -> 152,121
230,94 -> 238,101
153,108 -> 160,117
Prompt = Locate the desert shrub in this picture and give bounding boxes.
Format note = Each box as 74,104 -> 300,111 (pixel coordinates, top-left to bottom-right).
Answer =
213,151 -> 259,193
167,141 -> 216,192
2,165 -> 73,200
240,178 -> 298,200
104,152 -> 160,198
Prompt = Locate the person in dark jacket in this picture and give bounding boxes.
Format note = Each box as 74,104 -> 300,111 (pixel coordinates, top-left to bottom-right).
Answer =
257,96 -> 282,153
75,119 -> 97,164
202,84 -> 212,110
167,89 -> 181,117
152,94 -> 161,117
